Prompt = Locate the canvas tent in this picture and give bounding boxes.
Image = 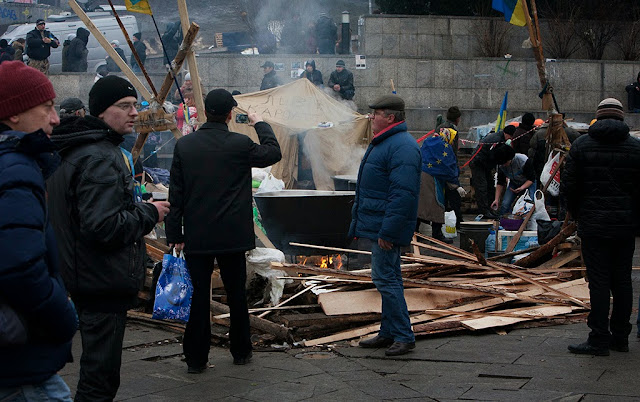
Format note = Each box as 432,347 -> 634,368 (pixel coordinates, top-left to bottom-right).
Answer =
228,79 -> 371,190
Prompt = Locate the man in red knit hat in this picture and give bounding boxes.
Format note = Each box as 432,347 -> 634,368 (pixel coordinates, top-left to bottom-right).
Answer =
0,61 -> 78,400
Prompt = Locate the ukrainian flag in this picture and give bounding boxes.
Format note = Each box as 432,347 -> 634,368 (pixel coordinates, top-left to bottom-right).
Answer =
492,0 -> 527,27
125,0 -> 153,15
495,91 -> 508,133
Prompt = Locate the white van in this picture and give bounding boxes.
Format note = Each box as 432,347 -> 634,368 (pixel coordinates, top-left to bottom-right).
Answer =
1,11 -> 139,74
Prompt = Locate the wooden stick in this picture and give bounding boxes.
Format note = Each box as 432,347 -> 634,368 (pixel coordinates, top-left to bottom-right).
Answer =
68,0 -> 152,100
414,231 -> 476,259
177,0 -> 206,124
487,245 -> 540,261
288,242 -> 371,255
257,284 -> 317,318
516,222 -> 576,268
411,239 -> 475,261
213,304 -> 318,319
210,300 -> 291,341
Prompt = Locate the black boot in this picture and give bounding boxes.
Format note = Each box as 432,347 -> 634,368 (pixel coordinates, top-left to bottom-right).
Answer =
568,341 -> 609,356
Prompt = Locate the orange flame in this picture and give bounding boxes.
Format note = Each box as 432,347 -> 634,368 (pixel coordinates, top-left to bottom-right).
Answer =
334,254 -> 343,270
320,256 -> 328,268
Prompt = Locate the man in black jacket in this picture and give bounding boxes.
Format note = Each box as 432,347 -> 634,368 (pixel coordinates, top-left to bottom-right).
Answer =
300,59 -> 323,87
67,27 -> 90,72
0,61 -> 77,400
26,19 -> 59,74
166,89 -> 281,373
327,59 -> 355,100
469,124 -> 515,217
47,76 -> 170,401
563,98 -> 640,356
260,60 -> 281,90
105,39 -> 127,72
130,32 -> 146,72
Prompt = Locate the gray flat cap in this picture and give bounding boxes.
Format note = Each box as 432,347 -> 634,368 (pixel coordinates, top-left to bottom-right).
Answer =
368,94 -> 405,111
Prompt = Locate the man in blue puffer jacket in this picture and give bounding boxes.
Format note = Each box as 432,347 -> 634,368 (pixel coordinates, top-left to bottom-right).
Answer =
349,94 -> 421,356
0,61 -> 78,400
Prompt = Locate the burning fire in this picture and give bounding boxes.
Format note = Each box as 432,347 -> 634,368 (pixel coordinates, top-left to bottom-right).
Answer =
297,254 -> 343,270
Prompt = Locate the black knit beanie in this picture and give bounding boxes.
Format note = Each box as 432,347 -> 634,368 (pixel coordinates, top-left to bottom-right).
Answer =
89,75 -> 137,117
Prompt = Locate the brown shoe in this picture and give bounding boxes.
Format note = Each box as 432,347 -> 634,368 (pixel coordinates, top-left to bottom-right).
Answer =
359,335 -> 394,348
385,341 -> 415,356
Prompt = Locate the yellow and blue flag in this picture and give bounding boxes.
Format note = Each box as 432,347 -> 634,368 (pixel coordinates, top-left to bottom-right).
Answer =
495,91 -> 509,133
492,0 -> 526,27
125,0 -> 153,15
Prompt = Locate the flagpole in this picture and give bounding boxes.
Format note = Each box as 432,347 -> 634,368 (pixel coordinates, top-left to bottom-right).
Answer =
106,0 -> 157,97
150,14 -> 186,107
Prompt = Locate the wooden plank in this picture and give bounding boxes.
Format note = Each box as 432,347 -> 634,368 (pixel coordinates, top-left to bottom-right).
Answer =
213,304 -> 318,319
288,242 -> 371,255
257,284 -> 316,318
317,288 -> 474,316
177,0 -> 206,124
411,239 -> 476,261
255,222 -> 275,249
460,305 -> 575,330
516,222 -> 576,268
535,250 -> 581,270
280,312 -> 380,327
210,300 -> 291,341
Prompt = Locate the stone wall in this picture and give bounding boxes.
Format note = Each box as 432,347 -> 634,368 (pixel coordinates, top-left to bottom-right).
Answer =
52,53 -> 640,134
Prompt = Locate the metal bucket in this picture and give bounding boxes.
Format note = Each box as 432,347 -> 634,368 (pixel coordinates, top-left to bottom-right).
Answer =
458,221 -> 494,253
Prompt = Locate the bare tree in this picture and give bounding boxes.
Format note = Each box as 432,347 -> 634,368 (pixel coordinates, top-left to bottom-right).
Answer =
475,18 -> 512,58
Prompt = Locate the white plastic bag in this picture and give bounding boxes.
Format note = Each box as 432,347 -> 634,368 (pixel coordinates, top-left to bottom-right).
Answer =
540,151 -> 561,196
442,211 -> 457,238
527,190 -> 551,231
245,248 -> 290,305
251,167 -> 270,182
257,173 -> 285,193
512,192 -> 534,216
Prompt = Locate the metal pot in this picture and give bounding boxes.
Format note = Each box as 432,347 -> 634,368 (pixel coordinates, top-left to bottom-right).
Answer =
254,190 -> 355,255
331,175 -> 358,191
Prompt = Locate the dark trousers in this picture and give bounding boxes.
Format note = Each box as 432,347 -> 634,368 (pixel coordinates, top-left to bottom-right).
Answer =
75,308 -> 127,402
470,163 -> 494,215
184,252 -> 252,367
445,186 -> 464,227
582,236 -> 635,347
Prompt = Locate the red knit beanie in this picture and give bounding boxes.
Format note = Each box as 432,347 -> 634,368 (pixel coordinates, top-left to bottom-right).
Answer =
0,61 -> 56,120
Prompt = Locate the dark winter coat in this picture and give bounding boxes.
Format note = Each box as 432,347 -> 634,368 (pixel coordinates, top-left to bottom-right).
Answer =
626,72 -> 640,111
260,70 -> 281,91
67,27 -> 89,72
61,39 -> 72,72
106,46 -> 126,72
469,131 -> 508,169
0,43 -> 15,64
0,124 -> 77,387
26,28 -> 59,61
165,121 -> 281,254
511,123 -> 535,156
327,68 -> 355,100
161,22 -> 182,63
300,60 -> 323,86
315,15 -> 337,54
47,116 -> 158,312
131,39 -> 147,69
561,119 -> 640,238
349,121 -> 421,246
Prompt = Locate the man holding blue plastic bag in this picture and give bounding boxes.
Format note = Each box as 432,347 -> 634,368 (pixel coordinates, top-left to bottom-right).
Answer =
166,89 -> 281,373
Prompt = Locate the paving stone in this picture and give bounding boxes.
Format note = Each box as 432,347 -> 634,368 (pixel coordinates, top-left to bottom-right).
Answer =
123,325 -> 181,348
234,381 -> 315,402
302,386 -> 378,402
461,385 -> 583,402
345,377 -> 424,399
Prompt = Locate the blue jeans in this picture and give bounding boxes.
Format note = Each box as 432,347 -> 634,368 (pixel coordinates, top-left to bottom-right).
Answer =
370,242 -> 415,343
0,375 -> 71,401
499,182 -> 537,215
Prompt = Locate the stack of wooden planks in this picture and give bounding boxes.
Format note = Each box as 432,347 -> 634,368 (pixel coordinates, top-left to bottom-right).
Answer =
135,226 -> 590,346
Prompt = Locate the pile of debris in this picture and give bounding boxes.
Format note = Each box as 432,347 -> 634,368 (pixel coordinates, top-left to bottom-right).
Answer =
135,222 -> 590,348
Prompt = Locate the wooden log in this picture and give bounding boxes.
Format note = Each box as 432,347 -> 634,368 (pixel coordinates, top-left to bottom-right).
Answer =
280,312 -> 380,327
516,222 -> 576,268
210,300 -> 291,341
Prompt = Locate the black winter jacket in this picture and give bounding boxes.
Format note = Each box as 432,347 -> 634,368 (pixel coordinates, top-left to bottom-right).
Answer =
561,119 -> 640,238
0,124 -> 77,387
67,28 -> 89,72
26,28 -> 58,61
47,116 -> 158,311
260,70 -> 281,90
166,121 -> 281,254
131,40 -> 147,69
106,47 -> 126,72
61,39 -> 72,72
469,131 -> 507,169
327,68 -> 355,99
300,60 -> 323,86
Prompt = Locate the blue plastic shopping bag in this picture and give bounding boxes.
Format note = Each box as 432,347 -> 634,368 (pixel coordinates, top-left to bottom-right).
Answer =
152,250 -> 193,322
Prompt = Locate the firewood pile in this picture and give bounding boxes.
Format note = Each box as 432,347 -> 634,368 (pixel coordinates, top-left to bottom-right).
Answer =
133,222 -> 592,347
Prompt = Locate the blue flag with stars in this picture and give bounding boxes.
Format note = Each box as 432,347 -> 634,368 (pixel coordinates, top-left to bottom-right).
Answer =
420,134 -> 460,186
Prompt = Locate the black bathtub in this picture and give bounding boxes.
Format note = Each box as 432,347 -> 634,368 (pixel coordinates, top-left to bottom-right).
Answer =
254,190 -> 355,255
